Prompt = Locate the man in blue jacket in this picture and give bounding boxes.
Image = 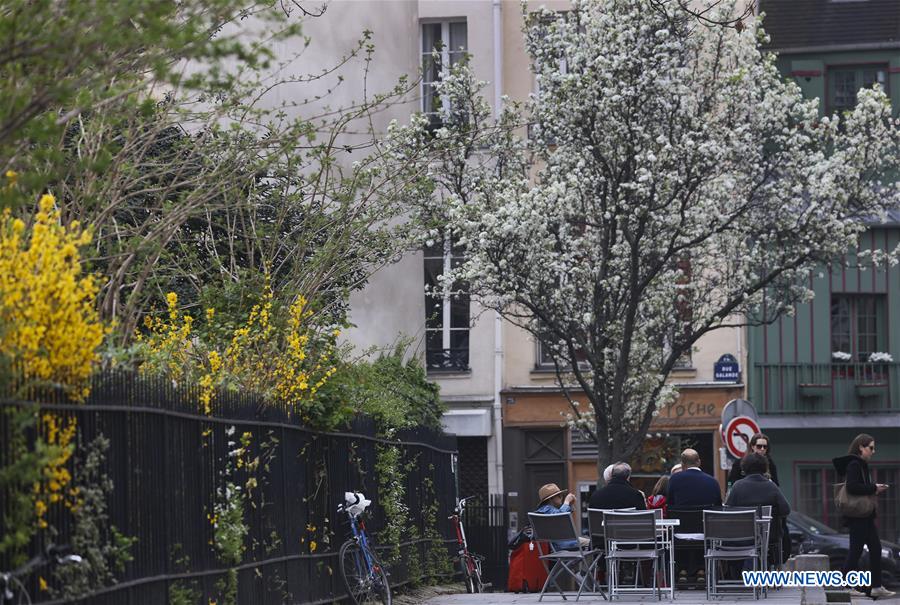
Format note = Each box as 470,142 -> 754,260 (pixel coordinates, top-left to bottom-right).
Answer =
667,448 -> 722,508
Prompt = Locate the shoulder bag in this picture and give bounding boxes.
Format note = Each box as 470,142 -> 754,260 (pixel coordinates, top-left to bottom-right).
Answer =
833,482 -> 876,518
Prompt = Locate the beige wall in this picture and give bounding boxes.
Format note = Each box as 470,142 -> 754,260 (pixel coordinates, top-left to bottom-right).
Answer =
265,1 -> 500,399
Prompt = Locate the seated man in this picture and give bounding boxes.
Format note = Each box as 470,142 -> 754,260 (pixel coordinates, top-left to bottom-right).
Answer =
726,453 -> 790,516
667,448 -> 722,584
535,483 -> 591,551
667,448 -> 722,508
588,462 -> 647,511
726,452 -> 791,570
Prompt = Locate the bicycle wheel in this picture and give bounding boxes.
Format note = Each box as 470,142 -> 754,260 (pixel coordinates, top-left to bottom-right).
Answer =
367,549 -> 392,605
339,540 -> 391,605
471,557 -> 484,593
460,556 -> 475,594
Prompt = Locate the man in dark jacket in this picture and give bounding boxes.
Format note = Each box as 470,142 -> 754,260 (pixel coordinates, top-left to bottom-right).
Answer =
667,449 -> 722,508
667,449 -> 721,584
589,462 -> 647,511
726,453 -> 790,516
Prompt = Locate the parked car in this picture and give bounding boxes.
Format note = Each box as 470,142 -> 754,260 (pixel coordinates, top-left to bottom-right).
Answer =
787,511 -> 899,587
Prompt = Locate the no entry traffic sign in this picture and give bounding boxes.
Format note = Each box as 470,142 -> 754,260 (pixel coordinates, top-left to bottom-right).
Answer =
724,415 -> 760,458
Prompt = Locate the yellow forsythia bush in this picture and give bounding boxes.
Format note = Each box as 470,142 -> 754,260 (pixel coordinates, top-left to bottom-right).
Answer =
0,193 -> 105,398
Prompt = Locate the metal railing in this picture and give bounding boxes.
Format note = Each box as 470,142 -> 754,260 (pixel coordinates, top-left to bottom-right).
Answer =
426,347 -> 470,372
0,371 -> 459,604
752,362 -> 900,414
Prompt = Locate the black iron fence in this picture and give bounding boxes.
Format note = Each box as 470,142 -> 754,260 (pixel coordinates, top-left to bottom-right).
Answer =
0,371 -> 459,604
459,494 -> 509,591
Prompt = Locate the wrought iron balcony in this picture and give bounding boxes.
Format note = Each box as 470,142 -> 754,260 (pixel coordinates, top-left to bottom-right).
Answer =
752,362 -> 900,414
426,347 -> 470,373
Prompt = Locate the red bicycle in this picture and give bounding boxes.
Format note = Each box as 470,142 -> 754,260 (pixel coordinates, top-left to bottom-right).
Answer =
449,496 -> 484,593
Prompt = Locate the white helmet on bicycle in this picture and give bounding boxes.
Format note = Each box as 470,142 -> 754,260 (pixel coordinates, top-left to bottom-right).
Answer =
344,491 -> 371,517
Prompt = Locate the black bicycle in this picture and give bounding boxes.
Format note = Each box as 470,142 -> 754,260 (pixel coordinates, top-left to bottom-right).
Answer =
1,545 -> 82,604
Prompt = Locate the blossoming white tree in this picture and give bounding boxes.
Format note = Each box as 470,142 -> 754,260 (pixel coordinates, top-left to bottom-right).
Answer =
389,0 -> 900,470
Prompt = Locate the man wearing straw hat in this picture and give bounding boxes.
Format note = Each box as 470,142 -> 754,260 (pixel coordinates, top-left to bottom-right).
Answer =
535,483 -> 590,550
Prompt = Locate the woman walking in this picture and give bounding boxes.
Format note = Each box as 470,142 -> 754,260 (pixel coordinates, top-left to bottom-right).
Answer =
833,434 -> 894,599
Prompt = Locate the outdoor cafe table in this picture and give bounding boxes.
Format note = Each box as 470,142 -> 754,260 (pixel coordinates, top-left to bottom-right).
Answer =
605,518 -> 680,600
603,516 -> 770,600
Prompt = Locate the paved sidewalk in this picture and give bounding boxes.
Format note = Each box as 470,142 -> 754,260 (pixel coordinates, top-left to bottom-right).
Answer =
419,587 -> 900,604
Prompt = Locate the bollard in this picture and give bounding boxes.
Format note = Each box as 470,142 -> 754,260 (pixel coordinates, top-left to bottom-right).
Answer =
794,554 -> 829,605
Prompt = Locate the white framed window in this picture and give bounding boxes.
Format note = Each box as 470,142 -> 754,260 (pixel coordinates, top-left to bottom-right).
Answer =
535,337 -> 587,370
421,20 -> 468,124
424,238 -> 470,372
827,65 -> 889,114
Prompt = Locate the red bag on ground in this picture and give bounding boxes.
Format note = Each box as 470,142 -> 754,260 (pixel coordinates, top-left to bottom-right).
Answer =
507,541 -> 549,593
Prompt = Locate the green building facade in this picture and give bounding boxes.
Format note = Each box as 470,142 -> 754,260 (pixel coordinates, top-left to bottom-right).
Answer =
747,0 -> 900,544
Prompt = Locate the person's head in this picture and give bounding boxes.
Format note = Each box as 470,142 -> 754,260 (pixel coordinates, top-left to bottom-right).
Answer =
603,463 -> 616,483
611,462 -> 632,481
651,474 -> 670,497
670,463 -> 683,475
749,433 -> 771,457
848,433 -> 876,461
538,483 -> 567,508
740,452 -> 769,476
681,448 -> 701,469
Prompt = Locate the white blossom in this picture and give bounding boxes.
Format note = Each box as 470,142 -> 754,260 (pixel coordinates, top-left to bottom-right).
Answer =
388,0 -> 900,463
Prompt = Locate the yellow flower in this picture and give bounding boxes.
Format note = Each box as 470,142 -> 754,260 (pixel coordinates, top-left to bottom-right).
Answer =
5,169 -> 18,185
38,193 -> 55,212
310,540 -> 317,553
38,576 -> 48,592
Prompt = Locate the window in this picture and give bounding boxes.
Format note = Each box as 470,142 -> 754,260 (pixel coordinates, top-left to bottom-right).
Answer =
830,294 -> 886,362
797,464 -> 900,542
827,65 -> 888,114
536,336 -> 587,369
797,466 -> 840,527
421,21 -> 467,124
528,10 -> 573,143
424,238 -> 469,372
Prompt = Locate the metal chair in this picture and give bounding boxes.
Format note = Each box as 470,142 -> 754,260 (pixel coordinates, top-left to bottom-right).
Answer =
586,508 -> 635,595
703,509 -> 761,599
723,505 -> 774,572
528,512 -> 605,601
669,507 -> 705,587
604,510 -> 663,600
587,507 -> 637,547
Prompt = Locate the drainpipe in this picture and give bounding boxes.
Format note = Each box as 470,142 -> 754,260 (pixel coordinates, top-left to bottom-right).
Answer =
492,0 -> 505,498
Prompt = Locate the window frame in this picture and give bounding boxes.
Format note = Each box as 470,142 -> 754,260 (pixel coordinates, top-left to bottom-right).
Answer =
535,335 -> 588,371
824,63 -> 890,116
420,19 -> 468,123
829,293 -> 887,363
424,237 -> 470,373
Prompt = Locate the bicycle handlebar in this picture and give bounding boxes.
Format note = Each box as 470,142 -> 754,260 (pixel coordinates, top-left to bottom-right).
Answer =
337,492 -> 362,514
4,544 -> 82,580
454,495 -> 478,514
